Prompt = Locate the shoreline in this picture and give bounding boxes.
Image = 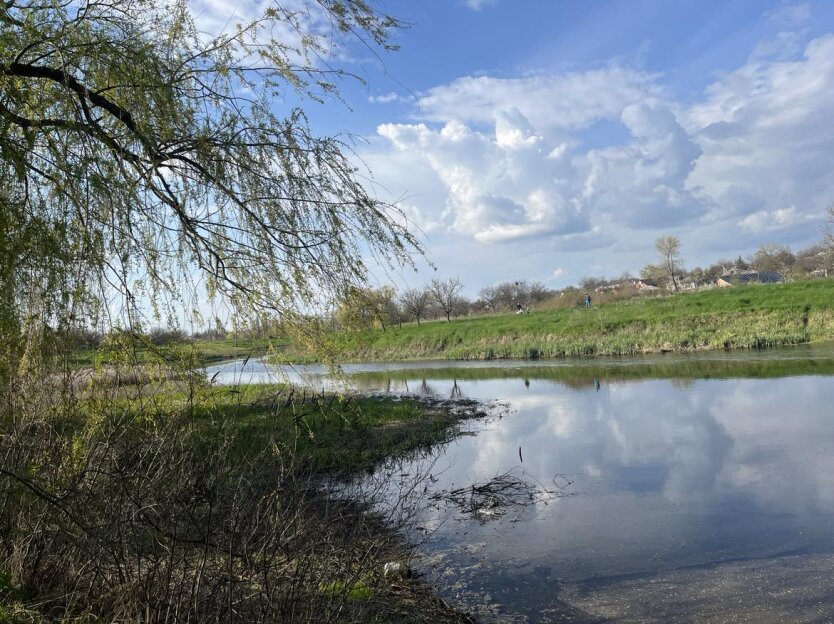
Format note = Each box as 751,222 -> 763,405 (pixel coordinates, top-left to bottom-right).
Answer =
0,380 -> 491,623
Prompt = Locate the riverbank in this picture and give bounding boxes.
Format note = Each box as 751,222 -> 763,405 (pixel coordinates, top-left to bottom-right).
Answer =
0,381 -> 486,623
288,280 -> 834,362
68,334 -> 280,368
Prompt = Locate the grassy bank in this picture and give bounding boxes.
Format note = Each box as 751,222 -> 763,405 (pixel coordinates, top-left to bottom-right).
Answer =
300,280 -> 834,362
178,383 -> 486,475
0,378 -> 481,623
69,335 -> 282,368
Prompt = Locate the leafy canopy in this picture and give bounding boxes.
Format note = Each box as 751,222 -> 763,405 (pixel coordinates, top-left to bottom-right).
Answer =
0,0 -> 419,345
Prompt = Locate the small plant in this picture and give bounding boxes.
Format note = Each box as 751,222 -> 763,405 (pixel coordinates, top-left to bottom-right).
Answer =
318,580 -> 375,601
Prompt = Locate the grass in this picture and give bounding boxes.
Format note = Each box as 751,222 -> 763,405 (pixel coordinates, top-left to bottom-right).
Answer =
170,383 -> 473,475
68,335 -> 282,368
318,580 -> 374,601
294,280 -> 834,362
1,377 -> 481,623
59,378 -> 478,477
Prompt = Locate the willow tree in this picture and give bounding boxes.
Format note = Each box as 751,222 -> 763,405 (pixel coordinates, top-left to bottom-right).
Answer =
0,0 -> 419,377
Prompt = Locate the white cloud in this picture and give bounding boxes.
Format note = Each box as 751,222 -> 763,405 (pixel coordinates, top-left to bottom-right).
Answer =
361,31 -> 834,286
581,102 -> 711,228
369,92 -> 412,104
360,145 -> 449,236
462,0 -> 496,10
688,35 -> 834,233
494,108 -> 542,149
415,66 -> 662,131
738,206 -> 819,233
765,2 -> 811,24
750,30 -> 805,62
374,74 -> 709,246
377,113 -> 590,244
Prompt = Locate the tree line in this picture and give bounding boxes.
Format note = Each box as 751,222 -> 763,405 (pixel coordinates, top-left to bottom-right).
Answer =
334,278 -> 555,330
336,216 -> 834,332
633,230 -> 834,293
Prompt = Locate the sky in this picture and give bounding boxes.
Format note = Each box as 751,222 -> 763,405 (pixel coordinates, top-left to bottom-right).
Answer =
196,0 -> 834,297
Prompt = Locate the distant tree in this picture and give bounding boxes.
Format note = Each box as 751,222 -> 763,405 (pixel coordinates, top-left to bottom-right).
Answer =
639,264 -> 666,283
688,267 -> 706,284
336,286 -> 397,331
451,295 -> 472,318
429,278 -> 464,322
335,290 -> 371,331
147,328 -> 187,346
399,288 -> 432,326
705,258 -> 733,280
492,280 -> 538,310
478,286 -> 501,313
578,276 -> 606,292
380,288 -> 402,329
796,243 -> 832,278
527,281 -> 551,305
655,236 -> 684,291
823,201 -> 834,272
734,256 -> 750,271
494,282 -> 516,310
752,244 -> 795,275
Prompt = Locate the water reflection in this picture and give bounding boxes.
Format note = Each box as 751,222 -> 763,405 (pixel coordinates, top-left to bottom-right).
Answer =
206,342 -> 834,388
207,346 -> 834,620
364,373 -> 834,619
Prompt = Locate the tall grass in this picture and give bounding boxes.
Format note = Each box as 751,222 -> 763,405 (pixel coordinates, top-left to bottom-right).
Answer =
0,353 -> 475,623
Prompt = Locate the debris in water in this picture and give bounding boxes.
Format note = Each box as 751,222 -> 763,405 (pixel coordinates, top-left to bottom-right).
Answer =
430,467 -> 575,522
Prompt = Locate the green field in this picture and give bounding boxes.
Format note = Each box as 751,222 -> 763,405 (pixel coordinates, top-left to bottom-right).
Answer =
303,280 -> 834,362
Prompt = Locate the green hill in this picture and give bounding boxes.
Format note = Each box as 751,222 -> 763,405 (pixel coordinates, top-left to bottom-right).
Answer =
295,280 -> 834,362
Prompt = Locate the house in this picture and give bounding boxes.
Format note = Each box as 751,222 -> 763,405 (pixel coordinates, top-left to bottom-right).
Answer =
715,271 -> 785,287
632,279 -> 659,291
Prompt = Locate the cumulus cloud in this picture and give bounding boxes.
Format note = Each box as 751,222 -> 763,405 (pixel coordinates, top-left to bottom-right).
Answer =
376,89 -> 713,242
739,206 -> 820,234
688,35 -> 834,232
377,111 -> 591,244
580,102 -> 712,228
415,66 -> 662,131
361,31 -> 834,283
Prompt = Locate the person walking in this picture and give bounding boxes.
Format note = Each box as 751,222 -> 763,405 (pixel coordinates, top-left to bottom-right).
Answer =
584,293 -> 592,308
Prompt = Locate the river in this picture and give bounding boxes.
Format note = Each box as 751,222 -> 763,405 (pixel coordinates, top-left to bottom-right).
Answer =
206,344 -> 834,622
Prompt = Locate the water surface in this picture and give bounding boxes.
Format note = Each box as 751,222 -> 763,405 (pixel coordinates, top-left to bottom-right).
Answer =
209,345 -> 834,622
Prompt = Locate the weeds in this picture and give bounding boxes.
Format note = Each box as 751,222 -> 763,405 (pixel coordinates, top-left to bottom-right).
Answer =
0,353 -> 477,623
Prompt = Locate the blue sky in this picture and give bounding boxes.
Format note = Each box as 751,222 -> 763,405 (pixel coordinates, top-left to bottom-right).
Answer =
197,0 -> 834,296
